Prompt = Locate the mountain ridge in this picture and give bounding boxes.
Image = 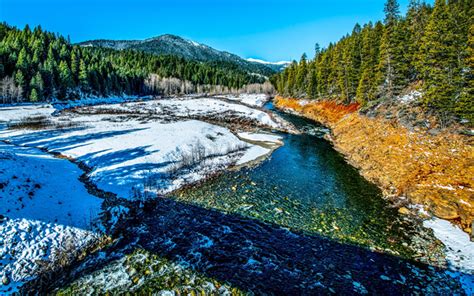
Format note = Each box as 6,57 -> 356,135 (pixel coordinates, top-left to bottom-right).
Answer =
77,34 -> 281,77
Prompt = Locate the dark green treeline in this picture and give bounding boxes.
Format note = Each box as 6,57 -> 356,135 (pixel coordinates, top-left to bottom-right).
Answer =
0,23 -> 265,103
272,0 -> 473,124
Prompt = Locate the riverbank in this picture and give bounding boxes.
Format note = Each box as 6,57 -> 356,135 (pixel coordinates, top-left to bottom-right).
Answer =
273,96 -> 473,236
0,94 -> 290,292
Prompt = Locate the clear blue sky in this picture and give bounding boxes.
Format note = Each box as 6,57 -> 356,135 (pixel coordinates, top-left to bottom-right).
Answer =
1,0 -> 431,61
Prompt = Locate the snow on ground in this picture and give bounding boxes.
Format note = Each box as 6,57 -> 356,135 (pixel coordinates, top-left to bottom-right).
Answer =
238,132 -> 283,145
0,142 -> 102,293
0,142 -> 102,228
235,132 -> 283,166
0,104 -> 55,122
81,97 -> 284,129
0,218 -> 100,294
0,114 -> 269,198
221,94 -> 269,107
235,145 -> 271,166
423,217 -> 474,294
423,218 -> 474,273
0,96 -> 286,291
53,95 -> 151,111
397,90 -> 422,104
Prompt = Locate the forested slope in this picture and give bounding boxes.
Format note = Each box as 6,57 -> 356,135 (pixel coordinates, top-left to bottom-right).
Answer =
0,23 -> 265,103
272,0 -> 473,125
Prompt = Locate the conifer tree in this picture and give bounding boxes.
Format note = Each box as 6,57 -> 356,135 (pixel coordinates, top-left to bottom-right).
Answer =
29,88 -> 38,102
296,53 -> 308,94
376,0 -> 406,98
419,0 -> 459,114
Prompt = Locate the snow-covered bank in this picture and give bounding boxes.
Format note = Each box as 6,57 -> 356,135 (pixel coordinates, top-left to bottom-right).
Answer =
0,142 -> 102,293
0,104 -> 55,122
78,97 -> 287,130
0,218 -> 101,294
221,93 -> 269,107
423,217 -> 474,272
423,217 -> 474,294
0,116 -> 249,198
0,142 -> 102,227
235,132 -> 283,166
238,132 -> 283,145
1,95 -> 288,199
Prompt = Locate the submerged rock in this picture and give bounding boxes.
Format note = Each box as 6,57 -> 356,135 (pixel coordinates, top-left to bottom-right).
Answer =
398,207 -> 410,215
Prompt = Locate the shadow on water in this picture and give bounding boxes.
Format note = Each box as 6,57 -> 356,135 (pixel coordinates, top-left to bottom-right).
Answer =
43,197 -> 465,295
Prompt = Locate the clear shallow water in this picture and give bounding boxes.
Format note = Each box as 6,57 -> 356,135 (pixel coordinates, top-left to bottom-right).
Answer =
174,103 -> 417,257
58,102 -> 465,295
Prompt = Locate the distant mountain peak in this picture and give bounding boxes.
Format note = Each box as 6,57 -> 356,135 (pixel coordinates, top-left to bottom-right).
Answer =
246,58 -> 291,71
77,35 -> 284,77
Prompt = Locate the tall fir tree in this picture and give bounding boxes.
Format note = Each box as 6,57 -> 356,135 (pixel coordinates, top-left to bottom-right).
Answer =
376,0 -> 407,98
419,0 -> 460,115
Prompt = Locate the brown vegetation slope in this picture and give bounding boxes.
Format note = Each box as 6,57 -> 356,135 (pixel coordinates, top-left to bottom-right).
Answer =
274,96 -> 473,235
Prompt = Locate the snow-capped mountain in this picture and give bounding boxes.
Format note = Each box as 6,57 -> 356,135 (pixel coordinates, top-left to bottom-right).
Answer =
246,58 -> 291,72
78,35 -> 282,76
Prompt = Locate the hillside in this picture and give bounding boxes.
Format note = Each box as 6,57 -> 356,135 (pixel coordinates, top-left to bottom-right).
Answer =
78,34 -> 278,77
0,24 -> 267,103
272,0 -> 472,126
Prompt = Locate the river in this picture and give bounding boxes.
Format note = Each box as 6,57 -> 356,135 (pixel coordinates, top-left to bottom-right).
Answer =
57,102 -> 466,294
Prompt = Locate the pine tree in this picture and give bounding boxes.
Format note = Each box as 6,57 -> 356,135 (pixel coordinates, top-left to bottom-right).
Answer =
455,4 -> 473,124
29,88 -> 38,102
70,49 -> 79,83
58,60 -> 73,99
16,47 -> 29,72
376,0 -> 406,98
356,22 -> 382,104
419,0 -> 460,115
406,0 -> 431,80
296,53 -> 308,94
306,63 -> 318,99
78,59 -> 88,89
14,70 -> 25,90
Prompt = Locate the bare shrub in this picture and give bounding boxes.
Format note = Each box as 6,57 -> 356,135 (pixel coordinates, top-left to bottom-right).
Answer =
7,115 -> 79,130
30,235 -> 109,292
167,140 -> 248,175
239,81 -> 275,95
0,76 -> 23,104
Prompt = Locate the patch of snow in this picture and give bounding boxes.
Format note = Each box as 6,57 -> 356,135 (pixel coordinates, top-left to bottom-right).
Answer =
0,104 -> 55,122
0,142 -> 102,228
0,218 -> 101,293
238,132 -> 283,145
221,94 -> 269,107
235,145 -> 270,165
189,40 -> 201,47
0,141 -> 103,292
423,218 -> 474,273
298,100 -> 310,106
397,90 -> 422,104
423,217 -> 474,294
246,58 -> 291,66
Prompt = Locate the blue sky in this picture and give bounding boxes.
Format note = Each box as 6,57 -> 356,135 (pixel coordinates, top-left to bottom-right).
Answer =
1,0 -> 431,61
